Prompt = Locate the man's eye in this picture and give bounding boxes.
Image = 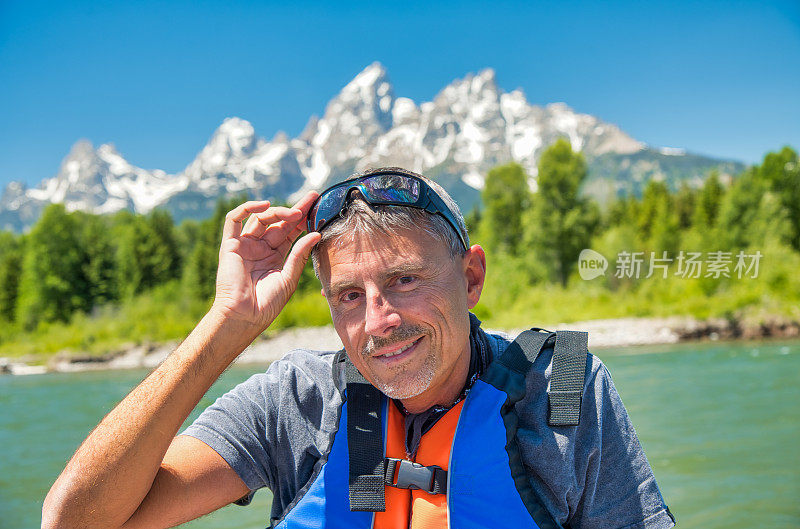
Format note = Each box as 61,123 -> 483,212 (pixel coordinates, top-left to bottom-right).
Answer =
397,276 -> 417,286
340,291 -> 361,303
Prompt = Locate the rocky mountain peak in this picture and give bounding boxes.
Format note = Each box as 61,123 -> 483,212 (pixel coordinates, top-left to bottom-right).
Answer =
296,63 -> 398,188
96,143 -> 121,156
271,131 -> 290,144
472,67 -> 499,93
436,68 -> 501,107
299,115 -> 320,142
65,139 -> 97,160
0,181 -> 28,210
0,63 -> 743,232
347,61 -> 389,91
182,117 -> 259,183
210,117 -> 257,156
22,139 -> 132,213
55,140 -> 102,184
322,62 -> 394,133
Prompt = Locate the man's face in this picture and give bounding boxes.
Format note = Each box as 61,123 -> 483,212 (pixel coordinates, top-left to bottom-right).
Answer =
317,227 -> 484,412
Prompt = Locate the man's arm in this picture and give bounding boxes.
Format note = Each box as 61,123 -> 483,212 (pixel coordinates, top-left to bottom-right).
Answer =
569,360 -> 675,529
42,194 -> 321,529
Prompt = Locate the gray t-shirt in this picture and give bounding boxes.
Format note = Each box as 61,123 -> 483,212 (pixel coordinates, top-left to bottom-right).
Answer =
182,331 -> 675,529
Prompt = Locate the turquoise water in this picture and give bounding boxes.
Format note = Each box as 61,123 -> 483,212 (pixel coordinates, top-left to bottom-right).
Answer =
1,340 -> 798,528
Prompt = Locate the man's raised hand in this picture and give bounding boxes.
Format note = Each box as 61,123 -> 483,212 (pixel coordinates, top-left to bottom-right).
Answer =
211,191 -> 321,332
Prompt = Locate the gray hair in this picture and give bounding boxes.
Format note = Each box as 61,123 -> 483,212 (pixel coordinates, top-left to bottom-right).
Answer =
310,168 -> 469,276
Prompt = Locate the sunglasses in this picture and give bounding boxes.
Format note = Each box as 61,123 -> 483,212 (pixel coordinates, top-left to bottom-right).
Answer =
307,171 -> 468,251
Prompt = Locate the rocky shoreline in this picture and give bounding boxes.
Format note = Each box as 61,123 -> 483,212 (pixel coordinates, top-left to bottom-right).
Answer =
2,316 -> 799,376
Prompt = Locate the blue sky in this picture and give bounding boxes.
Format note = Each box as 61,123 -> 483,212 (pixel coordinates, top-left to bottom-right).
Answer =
1,0 -> 799,189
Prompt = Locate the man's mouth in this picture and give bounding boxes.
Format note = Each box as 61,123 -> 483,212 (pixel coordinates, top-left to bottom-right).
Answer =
372,337 -> 422,362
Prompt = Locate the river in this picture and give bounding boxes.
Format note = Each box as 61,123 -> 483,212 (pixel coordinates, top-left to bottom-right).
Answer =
1,340 -> 798,528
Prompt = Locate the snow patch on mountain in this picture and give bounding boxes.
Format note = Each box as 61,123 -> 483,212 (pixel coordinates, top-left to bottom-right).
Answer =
660,147 -> 687,156
3,62 -> 729,232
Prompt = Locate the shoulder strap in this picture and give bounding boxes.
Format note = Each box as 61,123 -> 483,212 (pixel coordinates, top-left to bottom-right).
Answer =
548,331 -> 589,426
500,328 -> 589,426
343,358 -> 386,512
496,328 -> 555,374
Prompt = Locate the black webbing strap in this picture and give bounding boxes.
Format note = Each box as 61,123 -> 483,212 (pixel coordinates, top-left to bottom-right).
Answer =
497,328 -> 555,374
548,331 -> 588,426
344,359 -> 386,512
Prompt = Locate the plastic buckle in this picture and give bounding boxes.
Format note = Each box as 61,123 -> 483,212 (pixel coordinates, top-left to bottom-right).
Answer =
391,459 -> 439,493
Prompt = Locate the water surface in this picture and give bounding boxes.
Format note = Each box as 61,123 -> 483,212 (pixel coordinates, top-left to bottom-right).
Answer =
1,340 -> 798,528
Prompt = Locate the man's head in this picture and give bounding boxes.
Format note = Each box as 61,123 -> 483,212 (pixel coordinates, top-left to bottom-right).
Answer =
309,167 -> 469,271
310,167 -> 486,413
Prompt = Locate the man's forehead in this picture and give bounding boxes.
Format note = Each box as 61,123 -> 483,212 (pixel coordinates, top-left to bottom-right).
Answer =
322,226 -> 440,257
317,229 -> 450,284
322,233 -> 424,269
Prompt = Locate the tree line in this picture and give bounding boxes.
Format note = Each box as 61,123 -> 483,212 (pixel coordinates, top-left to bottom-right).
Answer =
0,140 -> 797,333
470,140 -> 799,288
0,196 -> 320,332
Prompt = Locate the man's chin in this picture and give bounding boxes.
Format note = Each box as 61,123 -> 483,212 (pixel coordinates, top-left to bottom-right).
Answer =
373,371 -> 434,401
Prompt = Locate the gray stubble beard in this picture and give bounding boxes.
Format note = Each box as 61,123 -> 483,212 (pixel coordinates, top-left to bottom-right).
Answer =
362,325 -> 438,400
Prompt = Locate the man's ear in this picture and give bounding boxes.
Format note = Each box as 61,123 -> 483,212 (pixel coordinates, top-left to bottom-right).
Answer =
462,245 -> 486,309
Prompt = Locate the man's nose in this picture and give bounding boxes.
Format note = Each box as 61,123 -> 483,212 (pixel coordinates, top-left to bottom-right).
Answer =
363,290 -> 401,337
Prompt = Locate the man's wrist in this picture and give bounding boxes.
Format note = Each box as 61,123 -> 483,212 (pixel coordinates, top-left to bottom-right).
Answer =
208,304 -> 264,339
181,307 -> 264,368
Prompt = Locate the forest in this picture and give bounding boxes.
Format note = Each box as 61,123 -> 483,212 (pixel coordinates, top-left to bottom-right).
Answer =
1,140 -> 798,359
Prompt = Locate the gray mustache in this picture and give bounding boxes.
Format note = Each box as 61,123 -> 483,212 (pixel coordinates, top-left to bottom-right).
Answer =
363,325 -> 426,356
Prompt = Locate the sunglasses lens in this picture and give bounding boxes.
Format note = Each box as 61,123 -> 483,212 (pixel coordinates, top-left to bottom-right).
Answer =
361,175 -> 421,202
310,174 -> 427,233
310,186 -> 348,231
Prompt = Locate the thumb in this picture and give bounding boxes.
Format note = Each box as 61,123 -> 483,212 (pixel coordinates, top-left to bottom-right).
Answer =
283,232 -> 322,287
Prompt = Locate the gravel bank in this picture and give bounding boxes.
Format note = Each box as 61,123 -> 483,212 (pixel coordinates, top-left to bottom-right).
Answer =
2,316 -> 798,375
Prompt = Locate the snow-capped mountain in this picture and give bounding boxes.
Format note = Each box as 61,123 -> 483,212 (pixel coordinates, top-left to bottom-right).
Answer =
182,118 -> 304,198
294,64 -> 396,191
0,62 -> 743,232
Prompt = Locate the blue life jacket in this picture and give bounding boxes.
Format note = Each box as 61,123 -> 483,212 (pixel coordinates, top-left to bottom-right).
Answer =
270,329 -> 588,529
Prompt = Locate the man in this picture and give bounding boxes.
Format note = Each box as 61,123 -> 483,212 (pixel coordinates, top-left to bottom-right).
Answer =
43,167 -> 675,529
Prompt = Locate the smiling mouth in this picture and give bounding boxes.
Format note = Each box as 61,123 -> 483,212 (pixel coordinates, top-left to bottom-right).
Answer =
373,337 -> 422,361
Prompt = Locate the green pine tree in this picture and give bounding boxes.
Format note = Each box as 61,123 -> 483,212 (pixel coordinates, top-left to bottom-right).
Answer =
16,204 -> 89,329
147,209 -> 182,284
0,231 -> 22,323
637,180 -> 679,253
476,163 -> 531,256
524,139 -> 599,286
755,146 -> 800,251
75,212 -> 119,306
716,168 -> 766,249
692,170 -> 724,230
183,195 -> 246,300
674,182 -> 696,230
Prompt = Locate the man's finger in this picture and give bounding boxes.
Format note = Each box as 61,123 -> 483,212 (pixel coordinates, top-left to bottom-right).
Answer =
256,191 -> 319,244
251,207 -> 302,227
292,191 -> 320,217
275,238 -> 292,258
241,207 -> 302,240
222,201 -> 271,240
260,217 -> 308,249
283,232 -> 322,286
241,216 -> 282,240
241,213 -> 262,236
278,212 -> 309,245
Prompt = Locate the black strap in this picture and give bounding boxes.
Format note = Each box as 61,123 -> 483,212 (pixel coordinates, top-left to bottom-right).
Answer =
548,331 -> 588,426
344,359 -> 386,512
500,327 -> 589,426
497,328 -> 555,374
